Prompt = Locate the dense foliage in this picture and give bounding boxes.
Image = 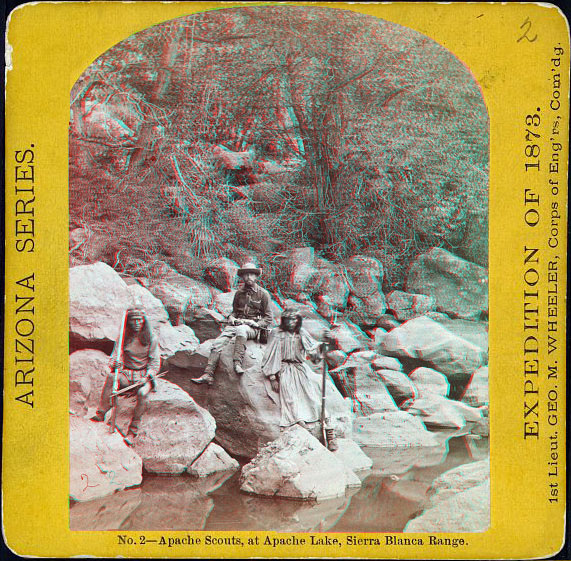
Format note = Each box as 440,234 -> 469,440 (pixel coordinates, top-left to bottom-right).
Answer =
69,6 -> 488,288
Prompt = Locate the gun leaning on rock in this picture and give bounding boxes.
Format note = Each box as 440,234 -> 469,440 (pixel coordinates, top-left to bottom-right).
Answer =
109,311 -> 127,434
320,336 -> 329,448
320,314 -> 339,448
220,318 -> 270,331
110,370 -> 169,398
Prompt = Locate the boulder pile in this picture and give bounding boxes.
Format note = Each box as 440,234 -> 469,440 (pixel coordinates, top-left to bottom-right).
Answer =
69,246 -> 488,515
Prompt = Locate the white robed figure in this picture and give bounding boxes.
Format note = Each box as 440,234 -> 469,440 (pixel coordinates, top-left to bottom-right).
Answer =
261,307 -> 338,450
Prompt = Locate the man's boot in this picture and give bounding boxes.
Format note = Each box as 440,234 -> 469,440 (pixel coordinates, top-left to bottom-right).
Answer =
192,350 -> 220,385
233,335 -> 247,375
125,423 -> 138,446
326,428 -> 338,452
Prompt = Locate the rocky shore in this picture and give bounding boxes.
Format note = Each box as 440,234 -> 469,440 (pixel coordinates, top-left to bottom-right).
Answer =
69,247 -> 489,531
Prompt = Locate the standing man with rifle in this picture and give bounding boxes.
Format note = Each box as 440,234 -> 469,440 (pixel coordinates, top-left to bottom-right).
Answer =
193,262 -> 273,385
261,307 -> 338,451
93,307 -> 161,441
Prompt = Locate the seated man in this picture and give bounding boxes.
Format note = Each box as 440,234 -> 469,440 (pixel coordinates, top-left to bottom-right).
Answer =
193,262 -> 273,384
93,307 -> 160,440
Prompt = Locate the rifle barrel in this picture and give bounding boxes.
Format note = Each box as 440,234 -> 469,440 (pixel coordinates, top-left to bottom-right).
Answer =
111,371 -> 168,397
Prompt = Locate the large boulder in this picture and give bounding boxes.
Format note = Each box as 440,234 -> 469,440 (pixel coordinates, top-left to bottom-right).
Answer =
345,255 -> 383,298
116,379 -> 216,475
184,307 -> 226,342
69,349 -> 110,417
69,262 -> 132,351
405,460 -> 490,532
353,411 -> 438,449
332,438 -> 373,472
167,340 -> 352,459
330,353 -> 398,414
146,272 -> 213,325
462,366 -> 489,406
165,338 -> 214,372
376,314 -> 402,331
187,442 -> 239,477
280,299 -> 324,322
325,349 -> 347,370
370,327 -> 388,349
347,293 -> 387,328
375,369 -> 417,404
409,367 -> 450,397
240,425 -> 360,500
126,284 -> 170,327
405,394 -> 484,429
275,248 -> 319,300
70,415 -> 142,502
406,248 -> 488,320
424,316 -> 488,352
329,321 -> 366,354
405,395 -> 466,429
380,316 -> 487,378
212,291 -> 234,317
386,290 -> 435,321
371,355 -> 403,372
156,323 -> 200,360
313,257 -> 351,310
204,258 -> 239,291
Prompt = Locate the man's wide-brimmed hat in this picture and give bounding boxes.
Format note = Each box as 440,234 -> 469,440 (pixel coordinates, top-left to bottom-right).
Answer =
238,262 -> 262,277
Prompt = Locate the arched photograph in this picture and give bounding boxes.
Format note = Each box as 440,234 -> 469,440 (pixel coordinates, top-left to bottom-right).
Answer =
68,5 -> 489,533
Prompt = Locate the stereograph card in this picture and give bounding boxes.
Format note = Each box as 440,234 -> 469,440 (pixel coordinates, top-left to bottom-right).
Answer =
3,1 -> 569,558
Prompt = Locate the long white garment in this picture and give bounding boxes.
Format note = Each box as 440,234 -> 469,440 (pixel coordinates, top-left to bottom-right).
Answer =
262,327 -> 337,427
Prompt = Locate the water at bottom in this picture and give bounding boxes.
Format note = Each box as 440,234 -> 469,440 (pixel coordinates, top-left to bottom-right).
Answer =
70,432 -> 488,532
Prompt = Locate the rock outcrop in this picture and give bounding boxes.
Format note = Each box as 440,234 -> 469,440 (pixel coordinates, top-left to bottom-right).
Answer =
353,411 -> 438,449
69,349 -> 110,417
156,323 -> 200,360
70,415 -> 142,502
344,255 -> 386,327
69,262 -> 133,351
146,271 -> 213,325
409,367 -> 449,397
405,459 -> 490,532
380,316 -> 487,379
375,369 -> 417,404
204,258 -> 239,291
331,357 -> 398,414
462,366 -> 489,406
184,306 -> 225,342
405,394 -> 484,429
386,290 -> 435,321
407,248 -> 488,320
332,438 -> 373,472
240,425 -> 360,500
167,341 -> 352,459
329,322 -> 366,354
371,355 -> 403,372
187,442 -> 240,477
116,379 -> 216,475
314,261 -> 350,310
